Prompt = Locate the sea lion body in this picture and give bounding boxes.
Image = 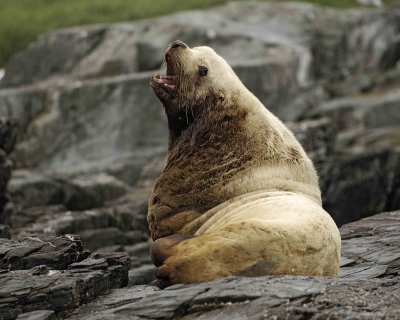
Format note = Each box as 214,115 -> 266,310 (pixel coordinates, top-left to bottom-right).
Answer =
148,40 -> 340,284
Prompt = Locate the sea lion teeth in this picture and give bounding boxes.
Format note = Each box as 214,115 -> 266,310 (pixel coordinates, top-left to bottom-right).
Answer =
164,84 -> 176,90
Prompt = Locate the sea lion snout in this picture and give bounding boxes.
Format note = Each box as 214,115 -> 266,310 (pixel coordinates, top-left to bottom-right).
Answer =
150,234 -> 192,267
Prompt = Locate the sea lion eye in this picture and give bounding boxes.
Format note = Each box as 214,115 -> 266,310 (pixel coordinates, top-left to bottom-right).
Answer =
198,65 -> 208,76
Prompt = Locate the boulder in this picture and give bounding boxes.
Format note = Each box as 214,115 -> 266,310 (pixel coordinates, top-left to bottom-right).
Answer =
8,171 -> 133,215
320,149 -> 400,226
2,2 -> 398,175
0,235 -> 130,320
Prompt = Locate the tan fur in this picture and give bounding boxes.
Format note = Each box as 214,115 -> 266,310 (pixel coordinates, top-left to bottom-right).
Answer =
148,42 -> 341,284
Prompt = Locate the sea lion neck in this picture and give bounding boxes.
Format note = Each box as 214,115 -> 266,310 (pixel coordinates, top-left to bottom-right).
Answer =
165,104 -> 195,144
165,96 -> 218,149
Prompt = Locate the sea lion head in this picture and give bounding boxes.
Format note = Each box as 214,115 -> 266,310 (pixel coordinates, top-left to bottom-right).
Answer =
150,40 -> 244,120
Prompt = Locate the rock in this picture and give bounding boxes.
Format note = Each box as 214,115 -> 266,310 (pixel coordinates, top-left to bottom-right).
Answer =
79,227 -> 124,251
0,87 -> 45,145
8,170 -> 65,209
16,310 -> 55,320
0,225 -> 11,239
0,118 -> 18,224
64,173 -> 133,211
0,27 -> 106,87
3,2 -> 399,176
9,171 -> 132,211
340,210 -> 400,278
0,235 -> 130,320
0,4 -> 398,230
66,277 -> 400,320
287,117 -> 336,164
312,8 -> 400,83
125,241 -> 152,267
320,149 -> 400,226
7,74 -> 167,173
308,88 -> 400,136
0,234 -> 88,270
0,3 -> 400,318
21,198 -> 148,236
64,210 -> 400,320
128,264 -> 156,286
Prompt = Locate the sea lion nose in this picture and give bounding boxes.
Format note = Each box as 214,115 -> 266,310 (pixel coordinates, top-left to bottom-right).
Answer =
170,40 -> 188,49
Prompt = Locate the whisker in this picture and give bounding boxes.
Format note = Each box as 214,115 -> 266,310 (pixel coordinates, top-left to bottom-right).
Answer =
159,60 -> 167,75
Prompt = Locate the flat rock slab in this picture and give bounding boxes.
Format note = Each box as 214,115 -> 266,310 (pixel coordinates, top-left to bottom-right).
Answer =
67,276 -> 400,320
0,234 -> 88,270
0,236 -> 130,320
67,210 -> 400,319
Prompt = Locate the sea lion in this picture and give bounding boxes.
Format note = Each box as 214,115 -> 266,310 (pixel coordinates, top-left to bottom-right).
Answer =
148,40 -> 340,284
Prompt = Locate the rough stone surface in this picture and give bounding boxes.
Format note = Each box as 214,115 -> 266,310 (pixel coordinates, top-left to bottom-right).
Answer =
16,310 -> 56,320
0,225 -> 11,239
287,118 -> 336,165
0,2 -> 398,172
0,2 -> 398,229
64,210 -> 400,320
0,234 -> 88,270
0,118 -> 18,224
0,235 -> 130,320
321,149 -> 400,226
0,2 -> 400,319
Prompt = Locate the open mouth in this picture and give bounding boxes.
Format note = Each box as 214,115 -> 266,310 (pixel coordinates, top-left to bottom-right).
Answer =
152,53 -> 178,92
152,74 -> 177,91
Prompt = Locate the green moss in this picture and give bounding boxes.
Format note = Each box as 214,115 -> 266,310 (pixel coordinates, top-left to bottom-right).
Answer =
0,0 -> 397,67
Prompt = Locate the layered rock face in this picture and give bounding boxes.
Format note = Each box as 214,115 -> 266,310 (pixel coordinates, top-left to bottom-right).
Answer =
0,1 -> 399,319
0,2 -> 399,225
0,118 -> 18,225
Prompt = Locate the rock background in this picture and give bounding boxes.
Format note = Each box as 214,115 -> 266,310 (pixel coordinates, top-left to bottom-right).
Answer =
0,1 -> 399,319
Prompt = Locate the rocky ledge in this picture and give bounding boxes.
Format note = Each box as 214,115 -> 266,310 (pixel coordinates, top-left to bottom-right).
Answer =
1,210 -> 398,319
0,235 -> 130,320
63,209 -> 399,320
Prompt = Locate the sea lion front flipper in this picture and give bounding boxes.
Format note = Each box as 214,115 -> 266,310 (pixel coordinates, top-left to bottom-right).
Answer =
150,234 -> 193,267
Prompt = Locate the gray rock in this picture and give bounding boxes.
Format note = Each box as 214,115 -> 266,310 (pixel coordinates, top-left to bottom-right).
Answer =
0,235 -> 130,320
0,87 -> 45,143
9,171 -> 132,211
65,210 -> 400,320
18,202 -> 148,237
128,264 -> 156,286
3,2 -> 399,176
125,241 -> 152,267
79,227 -> 124,251
0,234 -> 88,270
320,149 -> 400,226
0,5 -> 398,233
0,225 -> 11,239
16,310 -> 55,320
9,74 -> 167,173
0,27 -> 106,87
287,117 -> 336,164
0,259 -> 130,320
309,88 -> 400,135
63,173 -> 133,211
8,170 -> 65,209
67,277 -> 400,320
312,8 -> 400,82
0,118 -> 18,223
